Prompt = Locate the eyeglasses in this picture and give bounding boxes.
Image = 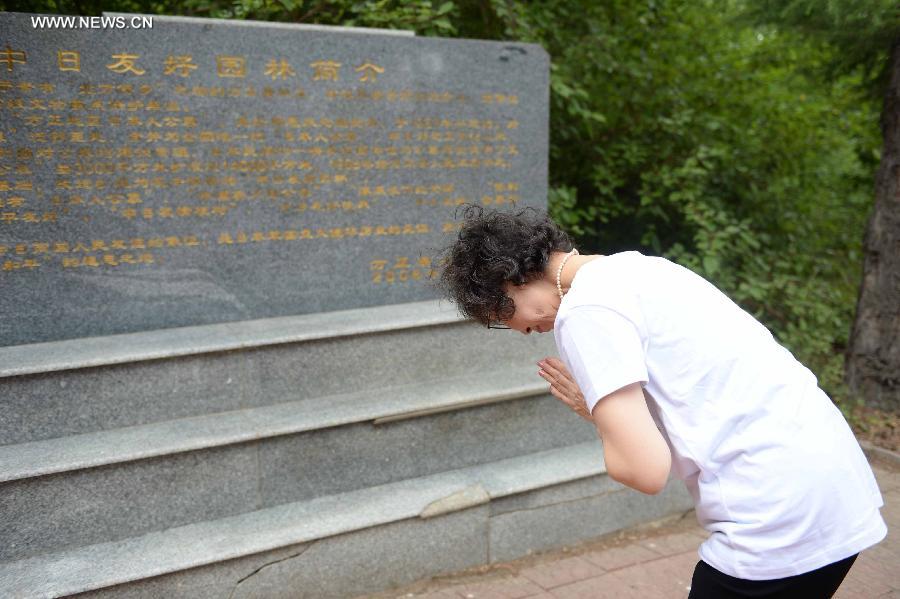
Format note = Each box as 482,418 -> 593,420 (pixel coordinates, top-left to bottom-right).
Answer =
487,322 -> 511,330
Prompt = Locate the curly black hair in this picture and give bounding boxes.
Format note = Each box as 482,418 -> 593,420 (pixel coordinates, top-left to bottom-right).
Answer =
431,203 -> 574,328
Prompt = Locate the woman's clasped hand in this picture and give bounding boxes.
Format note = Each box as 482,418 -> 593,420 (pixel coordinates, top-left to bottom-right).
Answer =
538,357 -> 593,423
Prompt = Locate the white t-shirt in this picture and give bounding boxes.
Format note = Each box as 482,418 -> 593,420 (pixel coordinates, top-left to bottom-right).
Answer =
553,250 -> 887,580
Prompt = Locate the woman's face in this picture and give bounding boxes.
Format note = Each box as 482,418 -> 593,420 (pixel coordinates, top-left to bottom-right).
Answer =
497,279 -> 561,335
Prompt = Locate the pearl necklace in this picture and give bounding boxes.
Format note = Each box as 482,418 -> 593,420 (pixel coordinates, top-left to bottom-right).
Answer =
556,248 -> 579,300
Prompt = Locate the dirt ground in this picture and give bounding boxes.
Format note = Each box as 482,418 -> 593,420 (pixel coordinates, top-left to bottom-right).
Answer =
847,404 -> 899,452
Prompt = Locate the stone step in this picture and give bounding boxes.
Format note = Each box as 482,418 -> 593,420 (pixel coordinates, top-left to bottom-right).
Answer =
0,299 -> 554,445
1,374 -> 594,562
0,442 -> 693,599
0,366 -> 546,483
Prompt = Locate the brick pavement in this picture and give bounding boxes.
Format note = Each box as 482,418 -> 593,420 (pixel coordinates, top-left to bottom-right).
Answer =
357,458 -> 900,599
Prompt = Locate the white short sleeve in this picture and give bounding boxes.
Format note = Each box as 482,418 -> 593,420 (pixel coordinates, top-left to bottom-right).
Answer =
555,306 -> 649,416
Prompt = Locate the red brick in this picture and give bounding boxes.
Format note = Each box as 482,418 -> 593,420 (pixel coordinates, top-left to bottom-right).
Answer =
834,552 -> 896,598
639,530 -> 706,556
412,591 -> 469,599
548,572 -> 667,599
603,551 -> 696,598
519,556 -> 606,589
580,544 -> 662,571
446,576 -> 545,599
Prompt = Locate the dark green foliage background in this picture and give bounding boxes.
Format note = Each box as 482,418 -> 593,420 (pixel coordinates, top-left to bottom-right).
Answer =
4,0 -> 893,409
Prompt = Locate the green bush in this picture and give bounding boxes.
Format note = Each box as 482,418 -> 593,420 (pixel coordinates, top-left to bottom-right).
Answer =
476,0 -> 879,404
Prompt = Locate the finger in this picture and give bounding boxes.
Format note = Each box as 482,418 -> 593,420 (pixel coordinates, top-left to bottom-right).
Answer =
544,358 -> 572,379
537,370 -> 557,386
547,384 -> 576,410
539,368 -> 568,392
539,359 -> 567,384
545,377 -> 581,408
546,357 -> 578,386
551,386 -> 590,421
540,369 -> 582,408
542,357 -> 564,370
541,358 -> 577,390
540,360 -> 581,397
550,386 -> 582,415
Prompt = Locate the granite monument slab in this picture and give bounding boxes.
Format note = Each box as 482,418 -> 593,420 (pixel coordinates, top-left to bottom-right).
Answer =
0,12 -> 548,345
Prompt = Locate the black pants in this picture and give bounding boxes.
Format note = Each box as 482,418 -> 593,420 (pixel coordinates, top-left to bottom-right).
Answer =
687,553 -> 858,598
